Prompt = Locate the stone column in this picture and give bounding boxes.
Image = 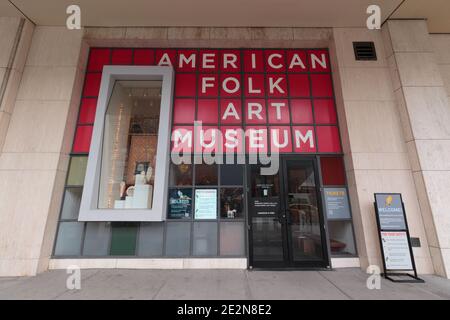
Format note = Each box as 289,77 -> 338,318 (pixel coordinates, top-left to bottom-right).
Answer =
383,20 -> 450,278
330,27 -> 433,274
0,26 -> 86,276
0,17 -> 34,154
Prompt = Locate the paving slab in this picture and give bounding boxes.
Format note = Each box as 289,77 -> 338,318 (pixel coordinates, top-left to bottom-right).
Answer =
0,268 -> 449,300
318,268 -> 443,300
246,270 -> 349,300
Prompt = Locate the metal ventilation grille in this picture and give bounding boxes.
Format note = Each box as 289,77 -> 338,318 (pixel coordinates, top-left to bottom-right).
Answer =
353,42 -> 377,61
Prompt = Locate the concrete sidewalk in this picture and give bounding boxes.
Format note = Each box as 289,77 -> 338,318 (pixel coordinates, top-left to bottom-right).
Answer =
0,268 -> 449,300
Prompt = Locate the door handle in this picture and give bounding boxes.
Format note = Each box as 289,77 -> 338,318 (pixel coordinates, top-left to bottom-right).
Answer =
273,215 -> 285,224
285,212 -> 292,225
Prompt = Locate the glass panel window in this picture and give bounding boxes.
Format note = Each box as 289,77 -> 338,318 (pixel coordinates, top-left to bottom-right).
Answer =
220,188 -> 244,219
220,164 -> 243,186
328,221 -> 356,256
54,222 -> 84,256
252,217 -> 283,261
82,222 -> 111,256
60,188 -> 82,220
320,157 -> 346,186
168,188 -> 193,219
87,48 -> 110,72
137,223 -> 164,256
72,125 -> 93,153
193,222 -> 217,256
165,222 -> 191,256
110,222 -> 138,256
78,98 -> 97,124
195,163 -> 218,185
67,156 -> 88,186
250,165 -> 280,197
220,222 -> 245,256
169,162 -> 193,186
98,80 -> 162,210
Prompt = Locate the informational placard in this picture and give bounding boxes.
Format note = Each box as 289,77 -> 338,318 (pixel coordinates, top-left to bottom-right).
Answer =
381,231 -> 413,270
168,188 -> 192,219
374,194 -> 406,230
250,198 -> 280,216
374,193 -> 422,282
324,187 -> 351,220
194,189 -> 217,219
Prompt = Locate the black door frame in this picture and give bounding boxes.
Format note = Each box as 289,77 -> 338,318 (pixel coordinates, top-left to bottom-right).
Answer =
247,155 -> 330,269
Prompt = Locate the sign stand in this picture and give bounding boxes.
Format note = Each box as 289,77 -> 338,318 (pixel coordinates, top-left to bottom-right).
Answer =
374,193 -> 424,283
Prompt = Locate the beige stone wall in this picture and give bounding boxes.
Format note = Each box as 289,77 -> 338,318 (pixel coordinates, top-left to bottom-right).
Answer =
431,34 -> 450,100
0,26 -> 86,276
83,27 -> 332,48
384,20 -> 450,278
330,27 -> 434,274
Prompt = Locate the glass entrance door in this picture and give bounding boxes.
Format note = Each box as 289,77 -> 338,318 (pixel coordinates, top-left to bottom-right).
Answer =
248,156 -> 329,268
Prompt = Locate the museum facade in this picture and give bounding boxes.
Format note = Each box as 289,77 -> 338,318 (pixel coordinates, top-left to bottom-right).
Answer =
1,8 -> 450,278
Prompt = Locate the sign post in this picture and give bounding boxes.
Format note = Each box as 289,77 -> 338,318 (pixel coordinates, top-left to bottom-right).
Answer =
374,193 -> 424,283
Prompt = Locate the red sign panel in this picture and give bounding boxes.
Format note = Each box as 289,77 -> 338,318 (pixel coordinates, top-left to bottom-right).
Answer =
81,48 -> 341,155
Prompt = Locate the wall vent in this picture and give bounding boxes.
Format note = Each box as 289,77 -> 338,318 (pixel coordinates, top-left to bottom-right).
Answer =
353,42 -> 377,61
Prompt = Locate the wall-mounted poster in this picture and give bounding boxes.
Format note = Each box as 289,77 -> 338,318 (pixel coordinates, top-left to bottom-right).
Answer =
374,194 -> 406,230
381,231 -> 413,270
195,189 -> 217,219
168,188 -> 192,219
324,187 -> 351,220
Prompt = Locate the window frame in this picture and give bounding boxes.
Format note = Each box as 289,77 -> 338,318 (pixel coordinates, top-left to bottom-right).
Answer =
78,66 -> 174,221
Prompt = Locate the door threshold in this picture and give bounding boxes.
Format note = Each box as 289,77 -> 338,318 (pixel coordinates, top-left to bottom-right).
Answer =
249,267 -> 332,272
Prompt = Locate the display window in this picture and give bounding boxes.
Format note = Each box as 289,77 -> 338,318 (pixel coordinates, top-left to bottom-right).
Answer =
96,80 -> 162,210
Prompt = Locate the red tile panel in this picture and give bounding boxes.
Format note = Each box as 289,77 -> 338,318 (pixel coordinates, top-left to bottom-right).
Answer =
72,125 -> 93,153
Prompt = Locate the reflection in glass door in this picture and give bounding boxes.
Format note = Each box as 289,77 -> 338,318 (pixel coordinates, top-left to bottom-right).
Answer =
248,157 -> 329,268
284,159 -> 325,264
